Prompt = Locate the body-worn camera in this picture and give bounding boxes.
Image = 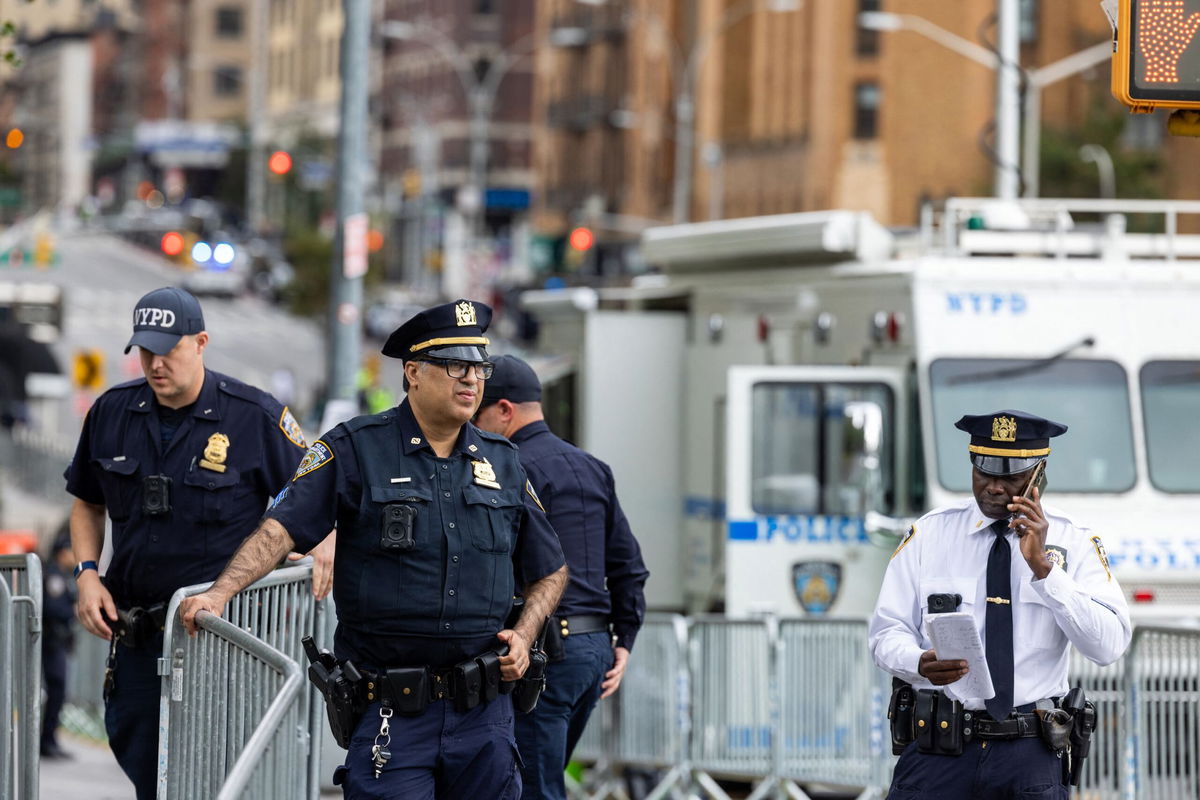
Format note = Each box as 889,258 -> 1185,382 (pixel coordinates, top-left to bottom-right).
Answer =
142,475 -> 172,515
927,593 -> 962,614
380,503 -> 416,551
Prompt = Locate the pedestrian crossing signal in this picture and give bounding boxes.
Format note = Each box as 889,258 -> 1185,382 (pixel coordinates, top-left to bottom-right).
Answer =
73,350 -> 104,391
1112,0 -> 1200,112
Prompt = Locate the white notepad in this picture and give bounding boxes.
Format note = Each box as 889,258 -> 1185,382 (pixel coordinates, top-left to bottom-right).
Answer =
927,611 -> 995,699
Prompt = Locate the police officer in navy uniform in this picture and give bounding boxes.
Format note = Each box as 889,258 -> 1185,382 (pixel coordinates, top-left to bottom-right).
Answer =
474,355 -> 649,800
41,528 -> 77,759
64,287 -> 311,799
180,299 -> 569,800
869,410 -> 1131,799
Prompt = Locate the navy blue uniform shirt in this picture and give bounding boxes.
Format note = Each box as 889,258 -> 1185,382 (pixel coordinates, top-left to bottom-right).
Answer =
64,369 -> 307,607
510,420 -> 648,651
269,399 -> 566,669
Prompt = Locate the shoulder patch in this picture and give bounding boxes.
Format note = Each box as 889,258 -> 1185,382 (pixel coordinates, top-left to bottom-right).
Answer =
1090,535 -> 1112,581
294,440 -> 335,480
891,525 -> 916,559
278,406 -> 307,448
525,479 -> 546,512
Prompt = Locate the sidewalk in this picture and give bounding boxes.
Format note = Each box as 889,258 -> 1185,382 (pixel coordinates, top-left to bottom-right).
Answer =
38,734 -> 343,799
38,734 -> 134,800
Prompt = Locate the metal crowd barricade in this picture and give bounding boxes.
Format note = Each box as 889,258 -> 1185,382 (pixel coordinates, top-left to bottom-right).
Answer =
774,619 -> 891,799
0,554 -> 43,800
158,564 -> 327,800
688,616 -> 775,799
1068,647 -> 1125,800
1127,626 -> 1200,800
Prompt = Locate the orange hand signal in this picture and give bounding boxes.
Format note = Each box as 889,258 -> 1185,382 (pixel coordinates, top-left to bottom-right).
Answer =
1139,0 -> 1200,83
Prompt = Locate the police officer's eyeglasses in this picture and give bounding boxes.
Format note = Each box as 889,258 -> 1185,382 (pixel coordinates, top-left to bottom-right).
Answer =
420,358 -> 494,380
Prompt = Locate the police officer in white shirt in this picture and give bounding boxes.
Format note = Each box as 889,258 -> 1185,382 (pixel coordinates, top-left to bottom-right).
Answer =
869,410 -> 1130,799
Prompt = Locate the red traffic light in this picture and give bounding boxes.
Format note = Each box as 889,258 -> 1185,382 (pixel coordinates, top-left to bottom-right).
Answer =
568,227 -> 595,252
161,231 -> 185,257
268,150 -> 293,176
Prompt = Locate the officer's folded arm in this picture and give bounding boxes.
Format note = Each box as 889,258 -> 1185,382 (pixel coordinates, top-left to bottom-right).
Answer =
179,517 -> 297,635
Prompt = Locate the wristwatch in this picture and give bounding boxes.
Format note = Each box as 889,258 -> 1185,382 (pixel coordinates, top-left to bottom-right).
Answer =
73,560 -> 99,579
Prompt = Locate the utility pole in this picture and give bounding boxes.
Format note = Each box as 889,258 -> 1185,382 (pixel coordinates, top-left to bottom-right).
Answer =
245,0 -> 268,234
994,0 -> 1021,200
325,0 -> 370,422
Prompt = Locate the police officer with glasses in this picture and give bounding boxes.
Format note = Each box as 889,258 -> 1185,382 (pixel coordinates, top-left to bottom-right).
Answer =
869,410 -> 1130,798
180,299 -> 568,799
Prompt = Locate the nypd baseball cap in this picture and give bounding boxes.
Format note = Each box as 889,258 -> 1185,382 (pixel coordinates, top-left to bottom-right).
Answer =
124,287 -> 206,355
481,354 -> 542,407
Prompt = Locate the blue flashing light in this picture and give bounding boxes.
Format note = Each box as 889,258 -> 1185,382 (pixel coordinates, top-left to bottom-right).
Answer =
212,242 -> 236,267
192,241 -> 213,264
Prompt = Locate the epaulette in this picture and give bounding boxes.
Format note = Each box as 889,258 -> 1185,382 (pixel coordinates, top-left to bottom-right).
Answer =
916,500 -> 971,524
343,410 -> 394,433
474,427 -> 518,449
215,375 -> 264,404
110,377 -> 145,392
1041,503 -> 1090,531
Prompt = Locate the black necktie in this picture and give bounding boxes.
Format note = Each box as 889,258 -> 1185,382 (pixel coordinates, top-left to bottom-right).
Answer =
985,518 -> 1014,719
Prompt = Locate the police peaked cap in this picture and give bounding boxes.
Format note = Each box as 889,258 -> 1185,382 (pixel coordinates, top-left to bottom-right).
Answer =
955,409 -> 1068,476
382,298 -> 492,362
481,355 -> 542,406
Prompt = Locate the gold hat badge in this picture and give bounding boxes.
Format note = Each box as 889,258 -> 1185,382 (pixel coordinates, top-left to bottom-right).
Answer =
200,433 -> 230,473
991,415 -> 1017,442
455,301 -> 477,327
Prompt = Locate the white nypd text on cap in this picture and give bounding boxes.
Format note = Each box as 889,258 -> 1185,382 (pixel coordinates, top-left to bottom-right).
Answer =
135,307 -> 176,328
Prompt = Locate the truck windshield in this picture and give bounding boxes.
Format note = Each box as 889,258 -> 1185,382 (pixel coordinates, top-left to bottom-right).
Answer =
1141,360 -> 1200,492
929,358 -> 1135,493
750,382 -> 895,515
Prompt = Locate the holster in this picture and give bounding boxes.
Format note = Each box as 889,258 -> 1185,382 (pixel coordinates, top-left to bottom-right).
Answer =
302,636 -> 364,749
511,617 -> 551,714
888,679 -> 916,755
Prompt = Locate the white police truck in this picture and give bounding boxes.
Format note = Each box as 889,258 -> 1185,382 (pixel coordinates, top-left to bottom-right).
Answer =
521,197 -> 1200,622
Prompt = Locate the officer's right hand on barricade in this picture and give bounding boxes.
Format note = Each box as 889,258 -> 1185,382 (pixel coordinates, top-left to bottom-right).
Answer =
75,571 -> 118,640
179,590 -> 231,636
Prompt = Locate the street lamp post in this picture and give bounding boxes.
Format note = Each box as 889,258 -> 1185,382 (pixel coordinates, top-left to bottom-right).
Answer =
380,21 -> 538,261
859,10 -> 1111,200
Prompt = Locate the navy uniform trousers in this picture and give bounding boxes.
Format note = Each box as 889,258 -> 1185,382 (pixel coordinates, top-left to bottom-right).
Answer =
105,637 -> 164,799
338,695 -> 522,800
515,631 -> 613,800
888,738 -> 1067,799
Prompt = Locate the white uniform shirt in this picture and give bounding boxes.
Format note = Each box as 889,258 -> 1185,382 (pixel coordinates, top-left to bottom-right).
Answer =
868,498 -> 1131,710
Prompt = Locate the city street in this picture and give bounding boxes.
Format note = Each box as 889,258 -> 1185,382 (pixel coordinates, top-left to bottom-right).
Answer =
10,232 -> 331,447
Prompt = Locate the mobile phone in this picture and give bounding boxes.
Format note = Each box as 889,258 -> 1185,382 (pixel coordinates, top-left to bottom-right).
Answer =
1021,460 -> 1047,500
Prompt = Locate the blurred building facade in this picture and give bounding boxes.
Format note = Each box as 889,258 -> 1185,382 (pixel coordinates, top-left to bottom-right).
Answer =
378,0 -> 537,299
532,0 -> 1196,277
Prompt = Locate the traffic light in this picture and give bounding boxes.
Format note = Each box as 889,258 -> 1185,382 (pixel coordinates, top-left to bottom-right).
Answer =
73,349 -> 105,391
161,231 -> 185,257
268,150 -> 293,176
1112,0 -> 1200,112
568,226 -> 595,252
5,128 -> 23,149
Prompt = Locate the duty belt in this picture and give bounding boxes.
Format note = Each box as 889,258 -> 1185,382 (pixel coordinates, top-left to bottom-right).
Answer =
361,649 -> 507,715
969,710 -> 1043,740
552,614 -> 609,638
